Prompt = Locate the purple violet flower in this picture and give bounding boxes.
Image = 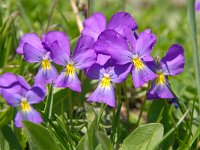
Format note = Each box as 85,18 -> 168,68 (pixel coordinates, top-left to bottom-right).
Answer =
0,73 -> 30,95
82,12 -> 138,66
147,44 -> 184,99
17,33 -> 58,85
195,0 -> 200,11
82,12 -> 138,41
44,31 -> 97,92
85,60 -> 131,107
95,28 -> 157,88
1,74 -> 46,128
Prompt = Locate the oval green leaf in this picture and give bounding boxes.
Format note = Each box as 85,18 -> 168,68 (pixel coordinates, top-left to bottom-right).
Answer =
120,123 -> 164,150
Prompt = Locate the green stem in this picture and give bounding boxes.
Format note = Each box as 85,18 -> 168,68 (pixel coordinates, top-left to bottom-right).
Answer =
61,97 -> 64,124
122,0 -> 126,11
18,56 -> 25,75
110,84 -> 122,149
116,84 -> 122,149
68,89 -> 73,124
135,95 -> 146,127
87,0 -> 93,17
97,104 -> 106,126
46,0 -> 57,32
122,82 -> 130,127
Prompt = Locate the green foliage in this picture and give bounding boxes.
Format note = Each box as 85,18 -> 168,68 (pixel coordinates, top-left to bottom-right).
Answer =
1,125 -> 22,150
95,131 -> 112,150
120,123 -> 164,150
0,107 -> 12,128
22,121 -> 62,150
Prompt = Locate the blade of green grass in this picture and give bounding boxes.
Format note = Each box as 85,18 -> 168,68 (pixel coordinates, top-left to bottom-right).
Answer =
46,0 -> 57,32
17,1 -> 33,31
18,57 -> 25,75
188,0 -> 200,108
44,83 -> 54,119
187,0 -> 200,148
3,36 -> 13,66
157,109 -> 189,149
88,0 -> 94,17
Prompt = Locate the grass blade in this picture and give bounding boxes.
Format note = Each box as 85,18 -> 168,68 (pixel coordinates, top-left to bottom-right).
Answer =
44,83 -> 54,119
157,109 -> 189,148
187,0 -> 200,108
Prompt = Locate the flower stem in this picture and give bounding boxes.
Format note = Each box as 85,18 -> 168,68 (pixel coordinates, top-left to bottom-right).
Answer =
70,0 -> 83,33
46,0 -> 57,33
68,89 -> 73,124
97,103 -> 106,127
18,56 -> 25,75
87,0 -> 93,17
122,82 -> 130,127
116,84 -> 122,149
135,95 -> 146,127
61,97 -> 65,124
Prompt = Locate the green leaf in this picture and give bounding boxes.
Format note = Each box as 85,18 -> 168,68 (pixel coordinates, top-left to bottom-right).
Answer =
76,135 -> 89,150
95,144 -> 103,150
22,121 -> 61,150
85,103 -> 96,126
0,107 -> 12,128
76,110 -> 98,150
0,129 -> 9,150
95,131 -> 112,150
1,125 -> 22,150
120,123 -> 164,150
147,100 -> 173,150
88,116 -> 98,150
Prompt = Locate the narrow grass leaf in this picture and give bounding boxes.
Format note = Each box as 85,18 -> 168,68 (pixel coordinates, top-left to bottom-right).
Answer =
157,109 -> 189,148
187,0 -> 200,108
44,83 -> 54,119
18,57 -> 25,75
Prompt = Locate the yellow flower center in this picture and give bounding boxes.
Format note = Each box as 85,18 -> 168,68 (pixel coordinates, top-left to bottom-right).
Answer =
42,59 -> 51,70
21,98 -> 31,112
65,64 -> 75,76
100,74 -> 111,89
132,57 -> 144,70
156,73 -> 165,85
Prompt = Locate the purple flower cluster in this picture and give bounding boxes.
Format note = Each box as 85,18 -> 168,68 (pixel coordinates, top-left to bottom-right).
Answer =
0,12 -> 185,127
